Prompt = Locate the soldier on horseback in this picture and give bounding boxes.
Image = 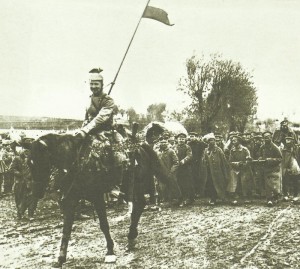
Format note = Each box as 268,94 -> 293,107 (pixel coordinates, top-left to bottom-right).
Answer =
76,68 -> 125,193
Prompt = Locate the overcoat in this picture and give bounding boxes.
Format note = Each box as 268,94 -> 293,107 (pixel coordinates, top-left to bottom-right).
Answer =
227,145 -> 254,196
202,146 -> 230,199
259,142 -> 282,197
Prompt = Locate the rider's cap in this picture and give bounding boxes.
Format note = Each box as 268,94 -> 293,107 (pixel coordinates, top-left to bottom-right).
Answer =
89,68 -> 103,81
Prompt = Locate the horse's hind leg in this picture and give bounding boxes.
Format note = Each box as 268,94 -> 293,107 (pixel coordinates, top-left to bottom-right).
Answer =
127,192 -> 146,251
52,198 -> 77,268
93,195 -> 115,263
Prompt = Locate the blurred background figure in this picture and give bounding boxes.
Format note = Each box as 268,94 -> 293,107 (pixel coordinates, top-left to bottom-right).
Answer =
175,133 -> 194,206
10,149 -> 38,220
259,131 -> 282,206
202,133 -> 230,205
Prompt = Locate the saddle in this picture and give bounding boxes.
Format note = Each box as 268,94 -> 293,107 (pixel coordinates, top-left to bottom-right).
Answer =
78,132 -> 128,174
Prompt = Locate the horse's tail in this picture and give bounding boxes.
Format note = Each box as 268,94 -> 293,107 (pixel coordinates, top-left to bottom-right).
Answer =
140,143 -> 169,185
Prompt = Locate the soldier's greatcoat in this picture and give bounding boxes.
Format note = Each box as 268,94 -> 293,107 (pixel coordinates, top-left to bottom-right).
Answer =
259,142 -> 282,199
227,144 -> 253,196
202,146 -> 230,199
175,143 -> 194,201
157,146 -> 181,200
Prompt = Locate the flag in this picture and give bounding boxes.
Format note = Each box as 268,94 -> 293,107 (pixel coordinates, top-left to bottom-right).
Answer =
142,6 -> 174,26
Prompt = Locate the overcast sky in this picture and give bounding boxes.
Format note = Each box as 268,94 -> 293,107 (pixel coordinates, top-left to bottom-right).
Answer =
1,0 -> 300,122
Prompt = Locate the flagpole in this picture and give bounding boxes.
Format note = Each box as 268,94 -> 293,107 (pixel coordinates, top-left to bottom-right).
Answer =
108,0 -> 151,95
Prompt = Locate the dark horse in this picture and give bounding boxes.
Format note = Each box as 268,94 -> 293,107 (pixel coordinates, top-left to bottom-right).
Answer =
29,132 -> 169,267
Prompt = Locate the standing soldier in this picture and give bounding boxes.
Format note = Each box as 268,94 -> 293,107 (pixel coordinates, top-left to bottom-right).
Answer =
224,132 -> 237,160
202,133 -> 230,205
168,135 -> 176,150
3,143 -> 14,194
156,134 -> 181,204
259,131 -> 282,206
10,149 -> 38,220
227,135 -> 254,204
273,119 -> 298,147
215,133 -> 225,151
251,132 -> 265,197
175,133 -> 194,206
281,136 -> 300,200
188,132 -> 207,198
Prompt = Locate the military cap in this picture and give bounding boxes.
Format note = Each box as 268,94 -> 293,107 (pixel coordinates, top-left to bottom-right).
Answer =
253,132 -> 263,139
280,119 -> 289,126
231,134 -> 242,141
285,136 -> 295,141
262,131 -> 273,137
189,132 -> 198,136
168,136 -> 175,143
89,67 -> 103,81
228,131 -> 237,139
176,133 -> 187,139
203,133 -> 216,141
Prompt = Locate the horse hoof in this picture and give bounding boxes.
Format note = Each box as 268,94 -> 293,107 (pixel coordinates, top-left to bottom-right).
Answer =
126,239 -> 136,252
52,257 -> 65,268
104,255 -> 117,263
51,261 -> 62,268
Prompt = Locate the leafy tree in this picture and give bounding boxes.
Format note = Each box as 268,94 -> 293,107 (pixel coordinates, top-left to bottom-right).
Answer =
146,103 -> 167,122
179,54 -> 258,133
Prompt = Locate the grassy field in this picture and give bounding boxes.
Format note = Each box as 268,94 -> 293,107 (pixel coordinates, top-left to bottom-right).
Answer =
1,194 -> 300,269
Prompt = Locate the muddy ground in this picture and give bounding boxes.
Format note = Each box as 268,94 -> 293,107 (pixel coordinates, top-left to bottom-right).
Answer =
1,193 -> 300,269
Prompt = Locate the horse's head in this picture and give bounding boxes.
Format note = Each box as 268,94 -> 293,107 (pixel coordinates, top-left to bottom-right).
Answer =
29,138 -> 52,199
29,133 -> 83,199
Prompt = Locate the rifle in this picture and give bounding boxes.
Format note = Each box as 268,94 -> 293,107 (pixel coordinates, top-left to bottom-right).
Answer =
230,159 -> 266,168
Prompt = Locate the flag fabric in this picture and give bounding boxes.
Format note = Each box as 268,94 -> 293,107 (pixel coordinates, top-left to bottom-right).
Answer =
142,6 -> 174,26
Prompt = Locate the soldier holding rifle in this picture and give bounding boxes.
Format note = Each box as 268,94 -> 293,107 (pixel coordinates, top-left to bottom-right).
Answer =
227,134 -> 254,204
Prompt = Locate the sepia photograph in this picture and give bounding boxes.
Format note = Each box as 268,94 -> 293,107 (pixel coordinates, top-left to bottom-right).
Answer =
1,0 -> 300,268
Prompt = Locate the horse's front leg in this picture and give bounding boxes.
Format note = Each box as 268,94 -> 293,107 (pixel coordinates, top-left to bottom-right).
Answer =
127,190 -> 146,251
52,198 -> 78,268
93,195 -> 115,263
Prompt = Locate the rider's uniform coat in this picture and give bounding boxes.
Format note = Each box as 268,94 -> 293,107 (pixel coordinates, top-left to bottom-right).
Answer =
82,93 -> 115,134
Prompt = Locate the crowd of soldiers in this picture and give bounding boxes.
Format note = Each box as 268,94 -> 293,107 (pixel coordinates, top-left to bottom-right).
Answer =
0,138 -> 37,220
1,118 -> 299,221
151,119 -> 300,207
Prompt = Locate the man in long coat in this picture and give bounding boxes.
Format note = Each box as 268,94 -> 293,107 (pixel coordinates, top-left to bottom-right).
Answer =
227,135 -> 254,204
175,133 -> 194,206
259,131 -> 282,206
156,135 -> 181,203
202,133 -> 230,205
281,136 -> 300,199
251,132 -> 265,197
188,132 -> 207,197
